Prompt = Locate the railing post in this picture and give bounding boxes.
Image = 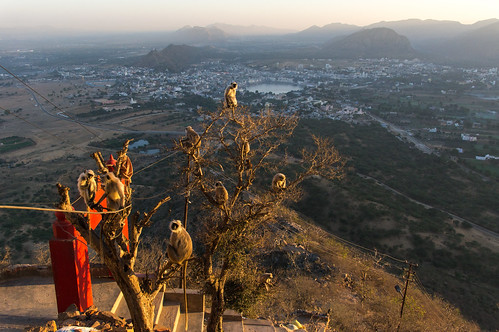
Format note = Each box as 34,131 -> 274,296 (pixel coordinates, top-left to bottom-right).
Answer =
49,210 -> 93,313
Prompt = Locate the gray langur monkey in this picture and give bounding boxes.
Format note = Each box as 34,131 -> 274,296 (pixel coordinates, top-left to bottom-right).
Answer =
185,126 -> 200,148
77,169 -> 97,246
167,220 -> 193,264
77,169 -> 97,208
241,137 -> 250,156
224,82 -> 238,108
102,171 -> 125,211
214,181 -> 229,206
272,173 -> 286,192
185,126 -> 201,156
167,219 -> 193,331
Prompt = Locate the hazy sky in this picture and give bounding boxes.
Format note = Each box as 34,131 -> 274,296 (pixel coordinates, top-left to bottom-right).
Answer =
2,0 -> 498,32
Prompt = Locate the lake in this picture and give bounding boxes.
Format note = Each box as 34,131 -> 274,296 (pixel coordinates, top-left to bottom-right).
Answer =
246,83 -> 302,94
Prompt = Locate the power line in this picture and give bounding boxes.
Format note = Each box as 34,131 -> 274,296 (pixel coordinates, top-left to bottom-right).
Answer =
0,204 -> 130,215
0,105 -> 89,153
0,63 -> 104,141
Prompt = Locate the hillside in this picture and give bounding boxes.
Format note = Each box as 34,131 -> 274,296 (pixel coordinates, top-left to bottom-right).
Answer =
286,119 -> 499,330
319,28 -> 418,59
428,21 -> 499,65
135,44 -> 226,72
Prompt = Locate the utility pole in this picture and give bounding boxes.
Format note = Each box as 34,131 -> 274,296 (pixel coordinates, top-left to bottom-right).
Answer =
397,262 -> 416,332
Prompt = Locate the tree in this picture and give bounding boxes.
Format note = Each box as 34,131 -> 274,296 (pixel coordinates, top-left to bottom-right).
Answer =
173,105 -> 345,332
56,141 -> 181,332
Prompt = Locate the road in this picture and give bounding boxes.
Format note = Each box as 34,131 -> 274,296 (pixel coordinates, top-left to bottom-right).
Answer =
366,112 -> 436,155
357,173 -> 499,241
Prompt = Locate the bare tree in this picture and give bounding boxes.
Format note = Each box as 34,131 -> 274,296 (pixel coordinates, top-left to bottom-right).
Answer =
56,141 -> 181,332
174,105 -> 345,332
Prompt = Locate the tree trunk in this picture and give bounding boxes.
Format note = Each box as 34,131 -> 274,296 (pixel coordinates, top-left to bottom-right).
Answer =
207,278 -> 226,332
105,257 -> 155,332
122,286 -> 155,332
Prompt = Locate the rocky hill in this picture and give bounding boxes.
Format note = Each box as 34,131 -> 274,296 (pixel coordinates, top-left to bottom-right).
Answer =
319,27 -> 418,59
135,44 -> 226,72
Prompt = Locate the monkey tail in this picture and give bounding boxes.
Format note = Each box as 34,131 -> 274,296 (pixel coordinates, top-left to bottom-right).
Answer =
183,261 -> 189,331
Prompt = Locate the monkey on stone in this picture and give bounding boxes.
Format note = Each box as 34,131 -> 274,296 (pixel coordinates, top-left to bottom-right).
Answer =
272,173 -> 286,192
167,220 -> 193,265
214,181 -> 229,207
77,169 -> 97,209
224,82 -> 238,109
102,171 -> 125,211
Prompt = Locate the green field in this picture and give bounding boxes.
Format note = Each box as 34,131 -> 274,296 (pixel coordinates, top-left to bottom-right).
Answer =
0,136 -> 35,153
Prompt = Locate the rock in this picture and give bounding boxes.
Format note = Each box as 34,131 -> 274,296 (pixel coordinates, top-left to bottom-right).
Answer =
90,320 -> 102,329
60,319 -> 80,327
25,327 -> 48,332
65,303 -> 79,314
153,324 -> 172,332
58,311 -> 80,321
45,320 -> 57,332
84,305 -> 99,317
95,311 -> 127,326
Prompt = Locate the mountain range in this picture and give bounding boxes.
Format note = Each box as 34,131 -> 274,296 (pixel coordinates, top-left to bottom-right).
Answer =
135,18 -> 499,67
2,18 -> 498,66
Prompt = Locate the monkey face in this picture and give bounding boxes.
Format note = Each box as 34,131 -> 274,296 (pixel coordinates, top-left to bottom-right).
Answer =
169,220 -> 182,232
215,181 -> 222,187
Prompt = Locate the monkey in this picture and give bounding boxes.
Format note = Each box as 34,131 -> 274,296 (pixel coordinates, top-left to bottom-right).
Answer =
167,220 -> 193,265
77,169 -> 97,208
224,82 -> 238,109
184,126 -> 201,156
272,173 -> 286,192
102,171 -> 125,211
241,137 -> 250,156
214,181 -> 229,206
167,219 -> 193,331
77,169 -> 97,246
185,126 -> 200,148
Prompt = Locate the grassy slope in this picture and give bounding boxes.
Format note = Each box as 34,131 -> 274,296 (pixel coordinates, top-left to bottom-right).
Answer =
285,119 -> 499,330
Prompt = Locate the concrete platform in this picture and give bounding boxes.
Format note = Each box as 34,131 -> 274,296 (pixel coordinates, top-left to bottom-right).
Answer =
0,275 -> 120,331
243,318 -> 276,332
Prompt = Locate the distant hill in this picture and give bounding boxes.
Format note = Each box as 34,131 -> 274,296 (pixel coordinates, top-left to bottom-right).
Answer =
169,26 -> 229,45
319,27 -> 418,59
207,23 -> 295,36
367,19 -> 467,45
429,21 -> 499,65
135,44 -> 226,72
286,23 -> 360,43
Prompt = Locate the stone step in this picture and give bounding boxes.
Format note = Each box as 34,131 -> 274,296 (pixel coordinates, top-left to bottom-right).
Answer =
223,320 -> 245,332
155,302 -> 180,332
164,288 -> 205,313
173,312 -> 205,332
243,318 -> 276,332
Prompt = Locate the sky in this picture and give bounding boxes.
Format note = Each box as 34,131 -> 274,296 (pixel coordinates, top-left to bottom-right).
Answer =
2,0 -> 499,32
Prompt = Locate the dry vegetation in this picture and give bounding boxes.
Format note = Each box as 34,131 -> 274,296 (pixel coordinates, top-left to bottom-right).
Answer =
249,208 -> 480,332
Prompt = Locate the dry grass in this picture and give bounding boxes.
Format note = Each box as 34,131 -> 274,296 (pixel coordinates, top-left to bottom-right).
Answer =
247,212 -> 480,332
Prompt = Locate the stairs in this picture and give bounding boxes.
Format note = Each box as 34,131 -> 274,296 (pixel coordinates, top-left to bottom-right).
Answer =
110,288 -> 205,332
110,288 -> 277,331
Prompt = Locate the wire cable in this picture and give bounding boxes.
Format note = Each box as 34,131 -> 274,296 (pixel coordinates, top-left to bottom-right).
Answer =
0,204 -> 130,215
0,105 -> 89,153
0,63 -> 103,141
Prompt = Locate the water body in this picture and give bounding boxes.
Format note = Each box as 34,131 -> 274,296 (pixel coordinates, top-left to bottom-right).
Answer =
129,139 -> 149,149
246,83 -> 302,94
